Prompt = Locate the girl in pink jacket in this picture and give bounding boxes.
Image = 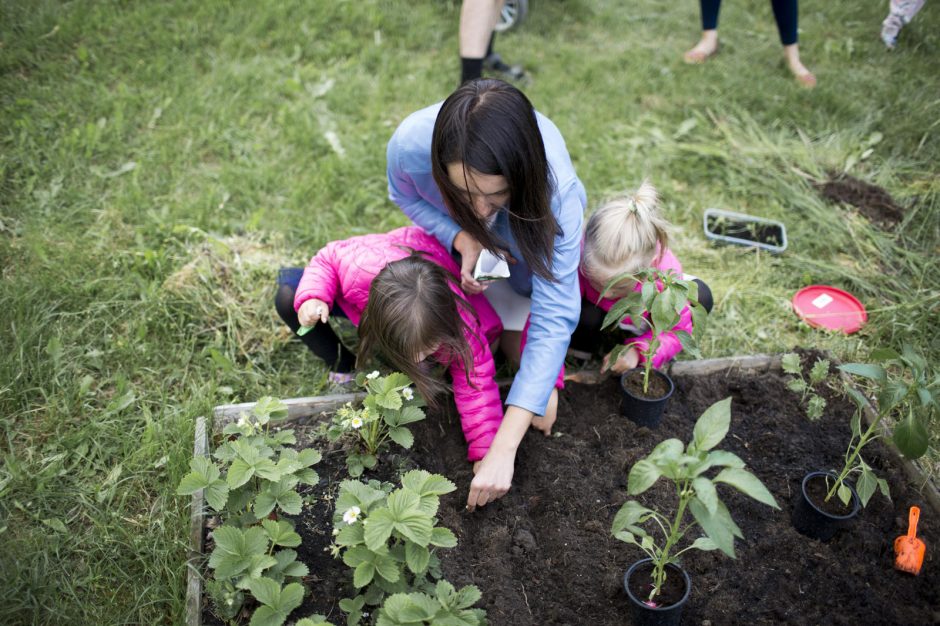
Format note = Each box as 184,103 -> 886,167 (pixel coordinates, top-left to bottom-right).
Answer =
572,181 -> 713,373
274,227 -> 504,462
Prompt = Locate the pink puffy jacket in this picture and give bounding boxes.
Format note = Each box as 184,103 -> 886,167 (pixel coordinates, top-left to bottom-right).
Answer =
293,227 -> 504,461
581,245 -> 693,369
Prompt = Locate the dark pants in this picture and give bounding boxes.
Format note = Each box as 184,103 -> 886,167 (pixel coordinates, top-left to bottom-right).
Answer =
570,278 -> 714,356
700,0 -> 799,45
274,268 -> 356,374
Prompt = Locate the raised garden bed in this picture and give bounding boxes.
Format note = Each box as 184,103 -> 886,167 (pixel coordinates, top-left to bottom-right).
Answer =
189,355 -> 940,625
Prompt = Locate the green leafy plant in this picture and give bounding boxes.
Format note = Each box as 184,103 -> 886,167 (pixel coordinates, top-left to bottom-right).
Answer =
178,397 -> 321,524
296,617 -> 335,626
245,576 -> 305,626
611,398 -> 779,604
375,581 -> 486,626
782,352 -> 830,420
827,345 -> 937,507
176,397 -> 323,624
330,471 -> 484,625
601,268 -> 708,394
327,372 -> 426,477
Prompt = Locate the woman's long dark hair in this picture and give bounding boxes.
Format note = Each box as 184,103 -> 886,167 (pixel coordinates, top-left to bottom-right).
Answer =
358,253 -> 480,407
431,79 -> 560,281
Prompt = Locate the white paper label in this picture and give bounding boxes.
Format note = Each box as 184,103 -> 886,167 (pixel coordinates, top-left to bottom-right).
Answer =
811,294 -> 834,309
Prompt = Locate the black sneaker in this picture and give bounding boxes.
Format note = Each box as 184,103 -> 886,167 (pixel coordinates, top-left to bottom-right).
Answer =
483,53 -> 528,82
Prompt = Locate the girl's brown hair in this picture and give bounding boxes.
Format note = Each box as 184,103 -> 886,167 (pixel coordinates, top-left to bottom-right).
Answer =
431,78 -> 561,281
358,253 -> 480,407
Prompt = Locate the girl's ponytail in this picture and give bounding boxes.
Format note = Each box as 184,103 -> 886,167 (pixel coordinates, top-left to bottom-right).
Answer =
582,180 -> 671,286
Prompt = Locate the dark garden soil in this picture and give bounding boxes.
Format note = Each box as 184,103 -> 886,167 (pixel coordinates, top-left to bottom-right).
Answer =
202,353 -> 939,625
814,173 -> 905,228
622,367 -> 670,400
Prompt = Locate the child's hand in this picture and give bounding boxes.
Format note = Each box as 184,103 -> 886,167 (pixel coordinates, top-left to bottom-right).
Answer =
530,388 -> 558,436
298,298 -> 329,327
601,346 -> 639,374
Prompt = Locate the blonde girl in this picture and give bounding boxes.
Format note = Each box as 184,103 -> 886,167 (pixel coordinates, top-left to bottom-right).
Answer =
572,181 -> 713,373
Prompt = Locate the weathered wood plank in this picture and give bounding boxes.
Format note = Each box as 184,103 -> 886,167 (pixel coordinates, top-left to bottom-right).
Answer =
185,416 -> 208,626
211,381 -> 517,433
668,354 -> 781,376
212,392 -> 367,432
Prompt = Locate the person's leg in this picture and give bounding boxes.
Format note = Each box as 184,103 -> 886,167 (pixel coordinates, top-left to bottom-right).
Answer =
882,0 -> 926,48
568,298 -> 606,357
459,0 -> 502,83
499,330 -> 523,368
482,279 -> 530,368
684,0 -> 722,63
482,31 -> 527,81
692,279 -> 714,314
772,0 -> 816,87
275,269 -> 356,376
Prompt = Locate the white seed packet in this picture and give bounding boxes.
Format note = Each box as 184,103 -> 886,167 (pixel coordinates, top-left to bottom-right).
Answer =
473,249 -> 511,282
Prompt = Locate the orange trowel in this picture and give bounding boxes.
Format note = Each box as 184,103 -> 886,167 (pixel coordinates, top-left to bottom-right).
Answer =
894,506 -> 925,575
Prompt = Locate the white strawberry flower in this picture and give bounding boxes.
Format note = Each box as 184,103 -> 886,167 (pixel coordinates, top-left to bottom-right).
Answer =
366,370 -> 380,380
402,387 -> 413,401
350,416 -> 363,429
343,506 -> 362,525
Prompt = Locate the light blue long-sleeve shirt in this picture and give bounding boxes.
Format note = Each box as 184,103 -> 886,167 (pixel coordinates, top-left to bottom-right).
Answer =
386,102 -> 586,416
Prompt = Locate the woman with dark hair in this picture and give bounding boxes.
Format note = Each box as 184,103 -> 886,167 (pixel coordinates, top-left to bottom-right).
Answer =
387,78 -> 586,511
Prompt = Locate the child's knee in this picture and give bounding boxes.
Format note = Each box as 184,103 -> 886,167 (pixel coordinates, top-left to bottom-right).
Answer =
274,283 -> 299,324
692,278 -> 714,314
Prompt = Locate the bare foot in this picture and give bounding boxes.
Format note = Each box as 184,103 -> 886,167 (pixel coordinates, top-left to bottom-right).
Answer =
683,31 -> 719,64
789,61 -> 817,88
783,44 -> 816,88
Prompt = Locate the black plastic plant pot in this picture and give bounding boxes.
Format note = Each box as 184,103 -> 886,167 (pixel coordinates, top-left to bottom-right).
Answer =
623,558 -> 692,626
620,368 -> 674,428
791,470 -> 861,541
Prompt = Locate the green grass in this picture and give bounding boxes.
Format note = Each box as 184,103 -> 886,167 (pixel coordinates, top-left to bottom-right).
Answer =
1,0 -> 938,623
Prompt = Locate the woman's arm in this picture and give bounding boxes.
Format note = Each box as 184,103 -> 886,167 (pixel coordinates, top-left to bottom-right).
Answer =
504,181 -> 585,417
466,404 -> 531,511
386,126 -> 462,251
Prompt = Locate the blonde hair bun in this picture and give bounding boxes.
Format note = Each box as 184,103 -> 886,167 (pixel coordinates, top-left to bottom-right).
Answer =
582,180 -> 671,286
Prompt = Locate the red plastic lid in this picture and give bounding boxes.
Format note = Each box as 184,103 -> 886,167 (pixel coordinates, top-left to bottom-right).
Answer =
792,285 -> 867,334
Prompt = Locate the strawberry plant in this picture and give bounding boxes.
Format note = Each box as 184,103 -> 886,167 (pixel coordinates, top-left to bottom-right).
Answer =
782,352 -> 830,420
327,372 -> 426,477
375,581 -> 486,626
177,397 -> 325,624
329,470 -> 486,624
178,397 -> 321,524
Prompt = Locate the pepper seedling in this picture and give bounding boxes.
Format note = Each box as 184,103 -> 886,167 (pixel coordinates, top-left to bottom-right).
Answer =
612,397 -> 779,603
601,268 -> 707,394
